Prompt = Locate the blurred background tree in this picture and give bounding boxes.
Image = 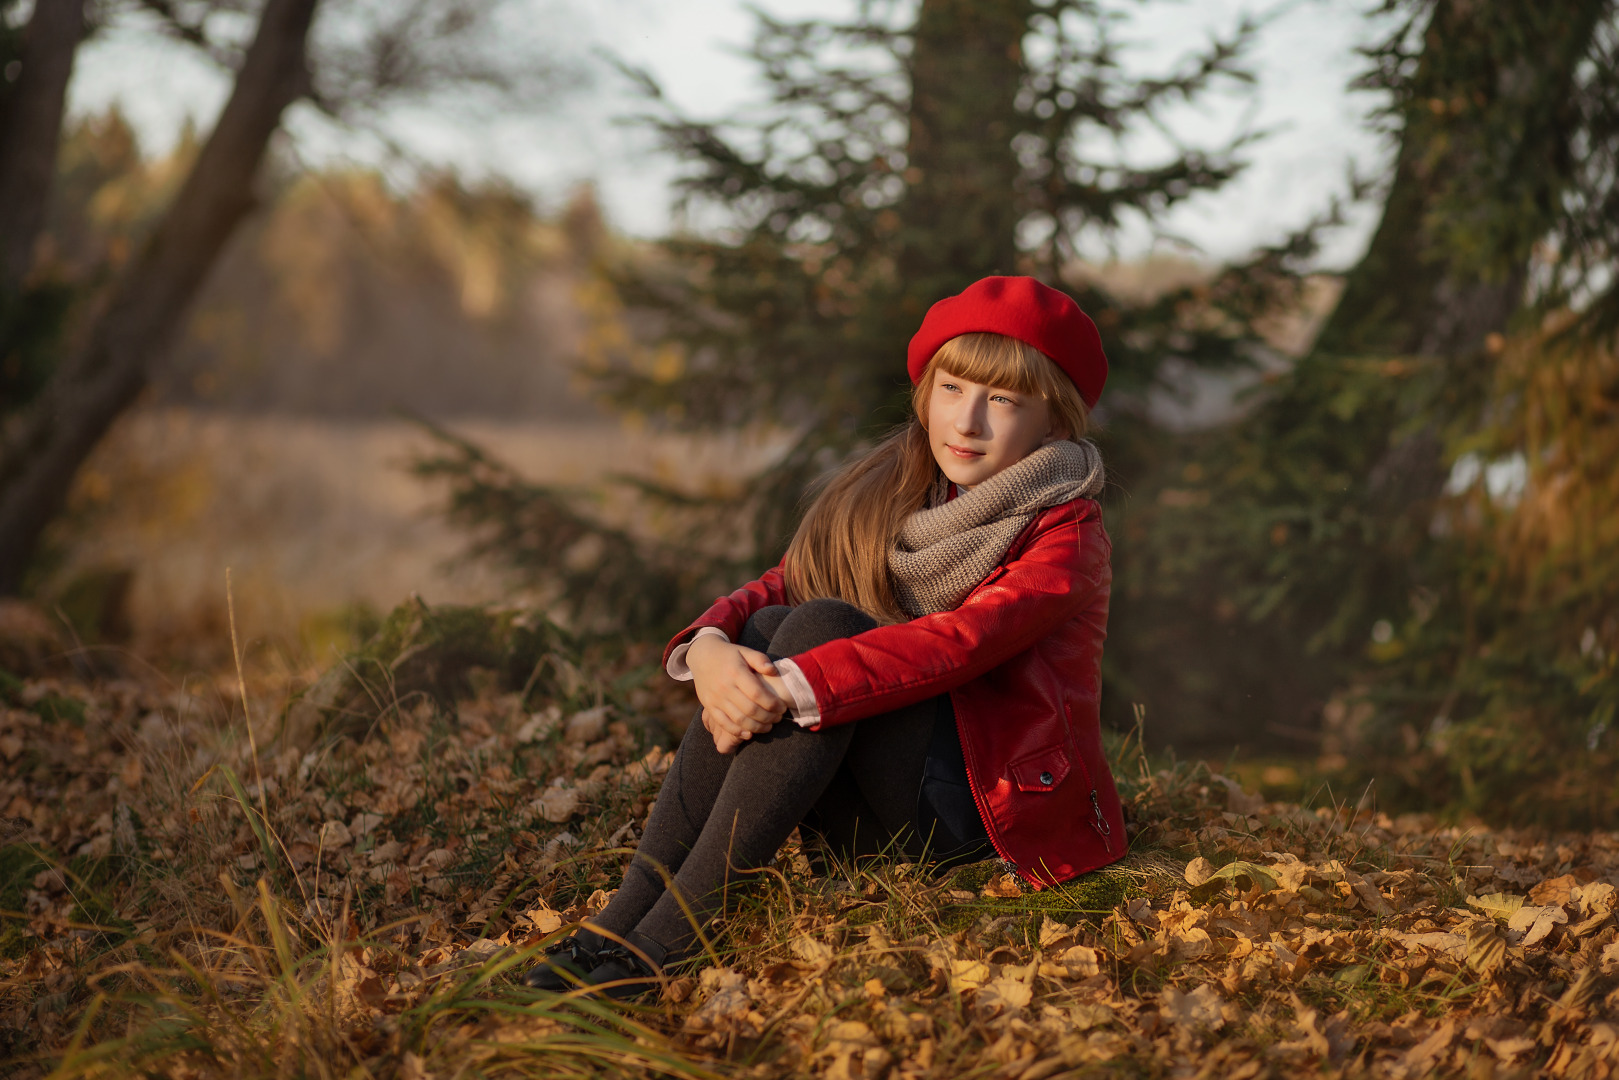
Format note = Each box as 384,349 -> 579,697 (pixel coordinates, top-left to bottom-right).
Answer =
424,0 -> 1619,827
1123,0 -> 1619,822
0,0 -> 564,595
6,0 -> 1617,825
422,0 -> 1318,652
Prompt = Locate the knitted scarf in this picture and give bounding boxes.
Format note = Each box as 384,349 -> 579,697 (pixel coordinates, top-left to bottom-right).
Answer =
888,439 -> 1104,618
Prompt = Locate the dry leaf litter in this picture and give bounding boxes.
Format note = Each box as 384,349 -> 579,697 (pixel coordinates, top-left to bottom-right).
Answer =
1,649 -> 1618,1078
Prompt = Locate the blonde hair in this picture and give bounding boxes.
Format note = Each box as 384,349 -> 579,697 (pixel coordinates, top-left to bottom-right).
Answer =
782,333 -> 1091,623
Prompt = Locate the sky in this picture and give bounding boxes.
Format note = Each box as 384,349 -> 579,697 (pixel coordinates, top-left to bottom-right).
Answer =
66,0 -> 1396,269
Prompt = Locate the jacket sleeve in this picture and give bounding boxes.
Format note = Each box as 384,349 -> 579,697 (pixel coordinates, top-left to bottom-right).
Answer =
660,562 -> 791,670
788,502 -> 1107,728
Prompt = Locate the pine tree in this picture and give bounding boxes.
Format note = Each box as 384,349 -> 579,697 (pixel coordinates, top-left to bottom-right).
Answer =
1123,0 -> 1619,820
600,0 -> 1269,563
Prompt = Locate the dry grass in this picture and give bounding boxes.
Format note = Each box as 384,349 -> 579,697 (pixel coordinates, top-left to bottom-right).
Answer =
2,626 -> 1619,1078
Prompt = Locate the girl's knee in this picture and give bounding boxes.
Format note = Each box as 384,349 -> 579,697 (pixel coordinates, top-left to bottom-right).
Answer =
772,598 -> 878,655
741,605 -> 793,652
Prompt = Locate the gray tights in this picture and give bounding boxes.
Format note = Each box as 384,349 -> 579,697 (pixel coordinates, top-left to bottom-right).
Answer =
590,598 -> 948,959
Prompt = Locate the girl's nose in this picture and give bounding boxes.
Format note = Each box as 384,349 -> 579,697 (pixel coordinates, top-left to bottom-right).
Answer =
954,393 -> 986,436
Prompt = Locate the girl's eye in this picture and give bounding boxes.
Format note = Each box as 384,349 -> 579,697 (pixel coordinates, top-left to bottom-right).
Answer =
992,394 -> 1015,405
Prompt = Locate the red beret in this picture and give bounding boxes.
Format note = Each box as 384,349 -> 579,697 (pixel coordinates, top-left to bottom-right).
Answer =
906,276 -> 1108,407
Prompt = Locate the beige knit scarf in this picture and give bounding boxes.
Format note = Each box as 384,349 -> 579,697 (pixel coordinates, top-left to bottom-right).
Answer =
888,439 -> 1104,618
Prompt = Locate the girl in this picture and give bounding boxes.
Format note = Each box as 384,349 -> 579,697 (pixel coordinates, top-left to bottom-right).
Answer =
526,275 -> 1126,996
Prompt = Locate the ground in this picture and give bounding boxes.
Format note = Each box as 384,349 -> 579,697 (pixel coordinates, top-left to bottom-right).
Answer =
1,606 -> 1617,1079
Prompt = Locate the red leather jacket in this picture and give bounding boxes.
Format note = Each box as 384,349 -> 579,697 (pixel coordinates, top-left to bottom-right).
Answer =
661,496 -> 1125,887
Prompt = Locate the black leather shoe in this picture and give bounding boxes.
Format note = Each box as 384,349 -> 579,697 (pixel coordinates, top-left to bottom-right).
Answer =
523,930 -> 606,991
581,936 -> 666,1000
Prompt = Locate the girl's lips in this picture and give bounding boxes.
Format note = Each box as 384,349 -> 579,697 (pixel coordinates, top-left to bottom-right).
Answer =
947,444 -> 984,458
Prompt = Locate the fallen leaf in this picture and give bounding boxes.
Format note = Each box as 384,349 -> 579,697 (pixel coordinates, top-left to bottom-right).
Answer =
1387,930 -> 1466,958
563,706 -> 610,745
1485,1035 -> 1537,1062
818,1020 -> 889,1080
1530,874 -> 1580,907
390,728 -> 425,760
320,819 -> 353,848
1039,915 -> 1073,947
1162,984 -> 1224,1030
1599,940 -> 1619,973
1467,921 -> 1507,977
1068,1004 -> 1115,1031
1209,861 -> 1279,895
1184,856 -> 1215,887
1281,993 -> 1354,1061
349,812 -> 385,837
368,839 -> 404,865
1568,911 -> 1612,939
950,959 -> 991,990
1400,1021 -> 1456,1075
684,968 -> 759,1041
521,906 -> 562,934
976,976 -> 1033,1015
515,706 -> 560,743
1169,926 -> 1214,960
1344,871 -> 1394,916
531,786 -> 580,823
792,934 -> 833,964
1056,945 -> 1100,977
1468,892 -> 1527,920
1267,941 -> 1302,975
982,872 -> 1023,898
1125,897 -> 1161,930
1574,881 -> 1616,917
1507,903 -> 1567,947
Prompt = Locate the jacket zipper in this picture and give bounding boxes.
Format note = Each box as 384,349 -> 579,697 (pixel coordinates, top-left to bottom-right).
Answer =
953,690 -> 1021,872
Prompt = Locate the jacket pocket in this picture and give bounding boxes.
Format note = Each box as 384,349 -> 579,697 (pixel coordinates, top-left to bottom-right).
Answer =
1006,744 -> 1071,792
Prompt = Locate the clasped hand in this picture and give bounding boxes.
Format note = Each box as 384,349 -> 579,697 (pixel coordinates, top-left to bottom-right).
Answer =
686,634 -> 794,754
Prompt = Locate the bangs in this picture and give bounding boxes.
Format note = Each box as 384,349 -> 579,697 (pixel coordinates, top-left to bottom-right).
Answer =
931,332 -> 1054,396
915,331 -> 1091,441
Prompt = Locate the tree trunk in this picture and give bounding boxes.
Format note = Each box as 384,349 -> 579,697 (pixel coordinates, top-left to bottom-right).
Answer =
1316,0 -> 1607,360
0,0 -> 321,593
897,0 -> 1030,317
1312,0 -> 1608,546
0,0 -> 86,297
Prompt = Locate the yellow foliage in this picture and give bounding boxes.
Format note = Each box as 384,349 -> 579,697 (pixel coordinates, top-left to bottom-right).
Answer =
1494,330 -> 1619,605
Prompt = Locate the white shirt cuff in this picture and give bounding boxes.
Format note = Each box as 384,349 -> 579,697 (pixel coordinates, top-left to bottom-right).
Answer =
666,626 -> 821,727
775,658 -> 820,727
666,626 -> 729,681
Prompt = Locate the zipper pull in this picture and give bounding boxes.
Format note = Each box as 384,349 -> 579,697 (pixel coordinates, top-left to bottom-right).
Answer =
1090,790 -> 1112,851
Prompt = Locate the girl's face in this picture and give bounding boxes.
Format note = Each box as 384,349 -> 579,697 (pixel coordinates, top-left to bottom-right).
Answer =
925,368 -> 1059,489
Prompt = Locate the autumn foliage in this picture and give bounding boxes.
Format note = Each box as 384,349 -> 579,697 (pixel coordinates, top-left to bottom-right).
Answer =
2,602 -> 1618,1077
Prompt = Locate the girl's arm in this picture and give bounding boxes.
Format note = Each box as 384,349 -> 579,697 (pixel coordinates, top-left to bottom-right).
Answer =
787,501 -> 1110,729
662,565 -> 796,752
